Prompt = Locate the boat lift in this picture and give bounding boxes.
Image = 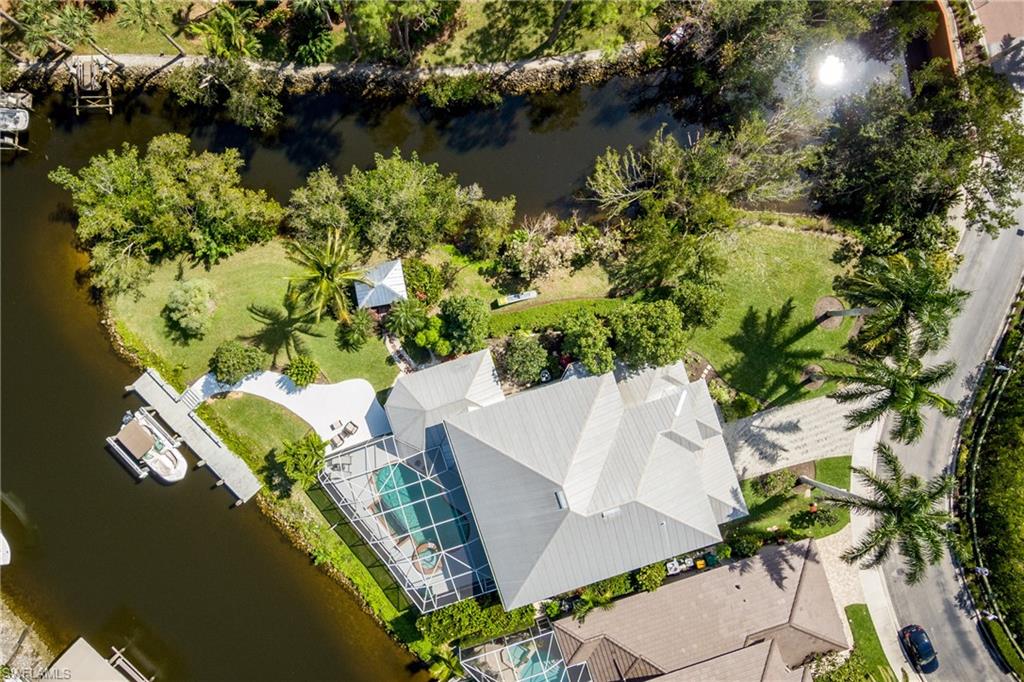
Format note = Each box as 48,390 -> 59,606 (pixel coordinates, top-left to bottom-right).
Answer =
68,57 -> 114,115
0,90 -> 31,153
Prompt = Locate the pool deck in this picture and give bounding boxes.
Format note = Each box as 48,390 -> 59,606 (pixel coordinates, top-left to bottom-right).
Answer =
128,369 -> 262,504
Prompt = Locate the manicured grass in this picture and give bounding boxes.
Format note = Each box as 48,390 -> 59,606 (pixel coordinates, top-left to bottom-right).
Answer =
984,620 -> 1024,679
195,396 -> 432,659
420,1 -> 656,65
109,240 -> 398,391
846,604 -> 894,680
727,456 -> 853,541
78,3 -> 210,56
687,227 -> 852,403
424,244 -> 611,310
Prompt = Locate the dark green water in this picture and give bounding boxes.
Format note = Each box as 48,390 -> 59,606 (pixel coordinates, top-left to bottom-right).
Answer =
0,81 -> 682,681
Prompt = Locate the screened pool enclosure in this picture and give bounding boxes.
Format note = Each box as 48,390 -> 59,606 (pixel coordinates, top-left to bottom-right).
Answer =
317,434 -> 494,612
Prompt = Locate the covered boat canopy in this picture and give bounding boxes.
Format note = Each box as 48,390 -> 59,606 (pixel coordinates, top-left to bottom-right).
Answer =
115,419 -> 156,460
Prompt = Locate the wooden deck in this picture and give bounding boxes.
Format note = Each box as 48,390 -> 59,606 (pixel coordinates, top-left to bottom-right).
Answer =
128,369 -> 262,504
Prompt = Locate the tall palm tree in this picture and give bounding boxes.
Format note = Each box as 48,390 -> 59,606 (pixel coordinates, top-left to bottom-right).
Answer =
287,229 -> 368,324
246,294 -> 323,367
830,251 -> 969,354
116,0 -> 186,57
799,443 -> 953,584
826,343 -> 957,443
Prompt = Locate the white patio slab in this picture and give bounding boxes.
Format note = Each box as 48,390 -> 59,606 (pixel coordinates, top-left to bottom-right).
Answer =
189,371 -> 391,445
723,396 -> 870,480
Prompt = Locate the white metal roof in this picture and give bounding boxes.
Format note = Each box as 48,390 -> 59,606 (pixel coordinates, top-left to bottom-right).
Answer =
444,361 -> 747,609
355,259 -> 408,309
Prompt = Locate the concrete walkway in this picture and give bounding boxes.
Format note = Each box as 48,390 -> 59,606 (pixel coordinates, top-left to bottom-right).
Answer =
723,396 -> 872,479
188,371 -> 390,446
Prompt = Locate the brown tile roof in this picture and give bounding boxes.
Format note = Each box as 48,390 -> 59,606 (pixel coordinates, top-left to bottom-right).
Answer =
551,539 -> 848,681
657,640 -> 804,682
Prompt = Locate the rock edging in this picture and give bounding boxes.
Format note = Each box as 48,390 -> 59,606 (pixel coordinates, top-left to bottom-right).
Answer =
14,42 -> 654,99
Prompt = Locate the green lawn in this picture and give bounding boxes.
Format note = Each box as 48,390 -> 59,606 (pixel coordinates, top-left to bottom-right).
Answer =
726,456 -> 853,541
424,244 -> 611,308
79,3 -> 209,55
688,227 -> 852,403
196,395 -> 431,658
110,240 -> 398,391
845,604 -> 894,680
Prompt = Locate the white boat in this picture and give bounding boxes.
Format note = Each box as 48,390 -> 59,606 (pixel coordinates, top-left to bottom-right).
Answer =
0,108 -> 29,133
106,410 -> 188,483
0,531 -> 10,566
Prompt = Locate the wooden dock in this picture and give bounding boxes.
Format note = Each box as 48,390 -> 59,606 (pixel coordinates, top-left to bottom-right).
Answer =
127,369 -> 262,505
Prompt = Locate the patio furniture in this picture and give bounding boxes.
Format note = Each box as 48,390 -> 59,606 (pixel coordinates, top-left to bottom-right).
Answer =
680,556 -> 695,571
330,434 -> 345,448
665,559 -> 683,575
330,419 -> 345,431
342,421 -> 359,436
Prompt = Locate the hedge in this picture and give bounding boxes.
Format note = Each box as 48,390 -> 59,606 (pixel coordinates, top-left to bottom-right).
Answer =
489,298 -> 625,338
416,597 -> 536,646
984,620 -> 1024,679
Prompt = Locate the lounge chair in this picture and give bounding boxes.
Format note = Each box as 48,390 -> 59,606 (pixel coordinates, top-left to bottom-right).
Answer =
342,421 -> 359,436
330,434 -> 345,448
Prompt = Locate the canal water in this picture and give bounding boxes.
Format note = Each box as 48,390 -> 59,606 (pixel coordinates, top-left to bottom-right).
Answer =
0,42 -> 897,681
0,80 -> 682,681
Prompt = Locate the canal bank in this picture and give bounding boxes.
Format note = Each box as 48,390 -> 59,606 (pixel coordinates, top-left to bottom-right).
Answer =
0,80 -> 684,680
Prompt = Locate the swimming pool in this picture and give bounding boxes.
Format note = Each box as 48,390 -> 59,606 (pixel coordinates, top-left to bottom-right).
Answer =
373,463 -> 471,552
508,643 -> 565,682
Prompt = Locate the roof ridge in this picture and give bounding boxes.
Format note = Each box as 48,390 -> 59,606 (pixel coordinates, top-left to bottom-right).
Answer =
580,633 -> 667,676
786,540 -> 850,650
566,373 -> 622,513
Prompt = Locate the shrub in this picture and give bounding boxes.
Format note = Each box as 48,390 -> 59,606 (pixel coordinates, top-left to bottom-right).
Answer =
609,300 -> 688,369
544,600 -> 561,619
589,572 -> 634,598
421,73 -> 502,109
416,598 -> 535,646
790,505 -> 840,530
210,340 -> 265,385
728,533 -> 763,559
439,296 -> 490,355
500,214 -> 580,284
724,392 -> 760,421
279,432 -> 327,490
285,355 -> 320,388
502,331 -> 548,385
715,543 -> 732,561
403,258 -> 444,306
336,309 -> 375,351
459,196 -> 516,260
560,308 -> 614,376
753,469 -> 797,498
414,316 -> 452,357
165,278 -> 216,338
634,562 -> 667,592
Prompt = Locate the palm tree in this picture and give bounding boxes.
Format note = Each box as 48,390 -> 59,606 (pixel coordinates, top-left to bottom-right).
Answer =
799,443 -> 953,584
826,343 -> 957,443
287,229 -> 368,324
572,584 -> 617,622
279,432 -> 327,489
246,294 -> 323,367
116,0 -> 186,57
829,251 -> 969,354
188,3 -> 261,59
384,298 -> 428,338
427,645 -> 465,682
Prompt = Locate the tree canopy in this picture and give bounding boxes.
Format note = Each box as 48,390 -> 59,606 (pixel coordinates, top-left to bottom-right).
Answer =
50,134 -> 283,296
439,296 -> 490,355
342,149 -> 467,255
609,300 -> 688,370
813,61 -> 1024,253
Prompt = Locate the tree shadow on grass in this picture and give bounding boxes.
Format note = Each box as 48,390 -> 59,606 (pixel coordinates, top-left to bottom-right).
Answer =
722,298 -> 824,402
259,449 -> 295,499
459,1 -> 543,63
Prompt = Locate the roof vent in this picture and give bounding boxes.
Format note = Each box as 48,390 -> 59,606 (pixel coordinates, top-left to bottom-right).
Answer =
601,507 -> 621,519
554,490 -> 568,510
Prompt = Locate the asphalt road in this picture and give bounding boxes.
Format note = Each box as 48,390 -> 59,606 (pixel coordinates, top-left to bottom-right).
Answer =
880,206 -> 1024,680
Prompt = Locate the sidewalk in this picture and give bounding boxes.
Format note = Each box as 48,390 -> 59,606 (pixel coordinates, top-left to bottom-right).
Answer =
849,421 -> 920,679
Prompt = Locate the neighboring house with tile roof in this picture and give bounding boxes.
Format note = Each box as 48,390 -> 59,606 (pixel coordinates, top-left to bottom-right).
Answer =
354,259 -> 408,309
552,539 -> 848,682
443,359 -> 746,609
